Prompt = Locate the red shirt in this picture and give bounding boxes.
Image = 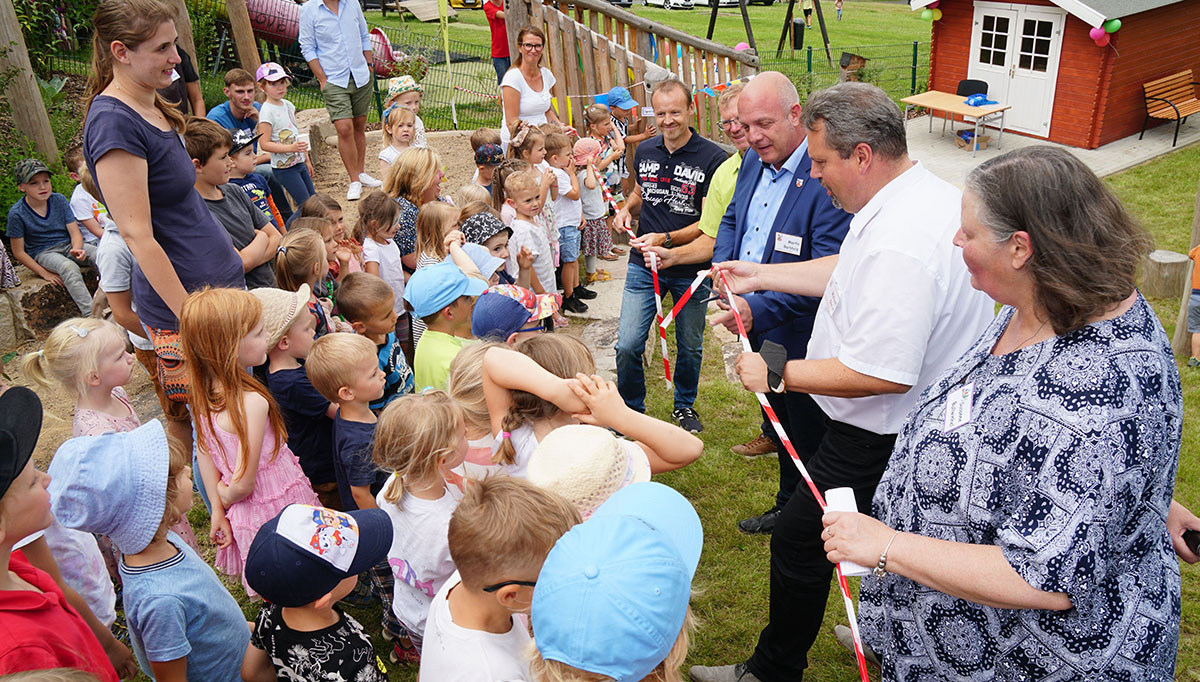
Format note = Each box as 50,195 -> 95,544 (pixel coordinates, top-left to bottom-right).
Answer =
0,551 -> 119,681
484,0 -> 509,59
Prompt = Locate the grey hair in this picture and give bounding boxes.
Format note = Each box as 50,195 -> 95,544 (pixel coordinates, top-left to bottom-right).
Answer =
965,146 -> 1152,335
802,82 -> 906,159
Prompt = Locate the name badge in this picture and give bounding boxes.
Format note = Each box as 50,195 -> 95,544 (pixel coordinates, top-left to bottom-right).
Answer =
774,233 -> 804,257
169,68 -> 180,83
641,106 -> 655,118
943,382 -> 974,432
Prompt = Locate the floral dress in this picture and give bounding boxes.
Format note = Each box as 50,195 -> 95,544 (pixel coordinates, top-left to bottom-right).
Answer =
859,296 -> 1182,681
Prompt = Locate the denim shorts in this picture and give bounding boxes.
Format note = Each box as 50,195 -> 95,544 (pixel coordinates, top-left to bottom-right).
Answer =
1188,291 -> 1200,333
558,224 -> 582,262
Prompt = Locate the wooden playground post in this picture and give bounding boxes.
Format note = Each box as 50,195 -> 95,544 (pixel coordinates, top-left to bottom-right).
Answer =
226,0 -> 261,76
0,0 -> 58,164
506,0 -> 530,71
164,0 -> 198,67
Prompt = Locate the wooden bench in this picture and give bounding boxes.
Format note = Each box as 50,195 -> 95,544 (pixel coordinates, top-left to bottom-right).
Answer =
1141,69 -> 1200,147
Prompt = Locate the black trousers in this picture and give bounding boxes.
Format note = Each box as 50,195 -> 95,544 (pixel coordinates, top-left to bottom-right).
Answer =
747,418 -> 898,682
761,391 -> 827,509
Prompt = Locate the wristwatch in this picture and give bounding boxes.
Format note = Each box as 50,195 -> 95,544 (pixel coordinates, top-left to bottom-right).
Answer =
663,231 -> 674,248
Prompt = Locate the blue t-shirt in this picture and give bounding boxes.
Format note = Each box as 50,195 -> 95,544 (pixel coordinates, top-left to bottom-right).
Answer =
206,100 -> 262,133
371,331 -> 414,411
83,96 -> 245,331
119,533 -> 250,681
267,365 -> 336,485
6,193 -> 74,257
333,411 -> 388,511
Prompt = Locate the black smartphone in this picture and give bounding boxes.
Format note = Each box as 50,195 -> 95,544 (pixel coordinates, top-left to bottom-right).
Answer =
1184,529 -> 1200,556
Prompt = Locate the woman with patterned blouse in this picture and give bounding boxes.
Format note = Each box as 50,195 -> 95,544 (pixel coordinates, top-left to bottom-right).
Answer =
821,146 -> 1181,680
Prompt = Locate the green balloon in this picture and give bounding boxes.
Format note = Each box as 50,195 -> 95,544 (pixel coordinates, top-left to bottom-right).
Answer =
1103,18 -> 1121,32
921,8 -> 933,19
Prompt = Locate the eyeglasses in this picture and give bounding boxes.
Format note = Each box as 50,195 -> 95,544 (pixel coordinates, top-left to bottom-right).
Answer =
481,579 -> 537,593
521,42 -> 544,50
719,118 -> 745,131
516,324 -> 546,334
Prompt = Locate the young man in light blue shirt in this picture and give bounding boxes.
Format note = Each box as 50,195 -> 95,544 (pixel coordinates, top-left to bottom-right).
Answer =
299,0 -> 381,201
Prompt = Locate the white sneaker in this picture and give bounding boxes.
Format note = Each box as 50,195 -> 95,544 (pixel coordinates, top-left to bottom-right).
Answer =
358,172 -> 382,188
346,181 -> 363,201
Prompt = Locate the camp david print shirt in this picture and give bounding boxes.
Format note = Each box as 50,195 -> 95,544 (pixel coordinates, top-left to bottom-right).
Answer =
629,128 -> 728,278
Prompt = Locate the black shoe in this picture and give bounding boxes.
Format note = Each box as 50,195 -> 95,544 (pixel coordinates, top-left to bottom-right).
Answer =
562,295 -> 589,314
574,285 -> 598,300
738,507 -> 781,534
673,407 -> 703,433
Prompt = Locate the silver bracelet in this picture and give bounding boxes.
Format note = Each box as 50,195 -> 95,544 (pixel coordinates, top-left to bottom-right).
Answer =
873,530 -> 901,579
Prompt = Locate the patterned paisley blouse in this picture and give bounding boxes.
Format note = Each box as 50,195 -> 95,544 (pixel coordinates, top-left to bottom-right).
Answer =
860,295 -> 1182,681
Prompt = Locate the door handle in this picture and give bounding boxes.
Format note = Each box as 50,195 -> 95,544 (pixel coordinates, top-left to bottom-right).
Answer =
1010,65 -> 1015,78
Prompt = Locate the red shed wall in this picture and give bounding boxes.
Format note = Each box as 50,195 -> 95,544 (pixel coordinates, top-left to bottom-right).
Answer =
1095,0 -> 1200,146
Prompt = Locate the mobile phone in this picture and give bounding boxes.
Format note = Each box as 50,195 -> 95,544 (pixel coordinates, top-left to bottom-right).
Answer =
1184,529 -> 1200,556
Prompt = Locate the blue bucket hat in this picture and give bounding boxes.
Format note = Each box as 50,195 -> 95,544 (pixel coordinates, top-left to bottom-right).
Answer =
245,504 -> 393,607
403,260 -> 488,318
48,420 -> 170,555
531,482 -> 702,681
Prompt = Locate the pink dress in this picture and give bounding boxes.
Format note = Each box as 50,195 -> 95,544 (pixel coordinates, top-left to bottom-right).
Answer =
204,415 -> 318,596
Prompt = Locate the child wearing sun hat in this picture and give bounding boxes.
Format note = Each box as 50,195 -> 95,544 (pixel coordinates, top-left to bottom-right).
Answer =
383,75 -> 427,148
525,424 -> 651,519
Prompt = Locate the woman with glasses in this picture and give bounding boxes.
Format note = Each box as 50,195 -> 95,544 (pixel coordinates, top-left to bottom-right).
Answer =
500,26 -> 562,152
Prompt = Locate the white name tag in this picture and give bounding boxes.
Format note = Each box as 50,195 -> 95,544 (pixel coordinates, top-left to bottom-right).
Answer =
169,68 -> 181,83
943,382 -> 974,432
774,233 -> 804,256
641,106 -> 655,118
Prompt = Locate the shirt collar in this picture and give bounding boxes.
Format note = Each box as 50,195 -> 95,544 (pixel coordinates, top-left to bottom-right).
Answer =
848,160 -> 925,236
759,137 -> 808,179
655,127 -> 699,153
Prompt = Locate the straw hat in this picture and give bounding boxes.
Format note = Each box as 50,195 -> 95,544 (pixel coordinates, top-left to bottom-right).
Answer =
251,284 -> 311,348
527,425 -> 651,518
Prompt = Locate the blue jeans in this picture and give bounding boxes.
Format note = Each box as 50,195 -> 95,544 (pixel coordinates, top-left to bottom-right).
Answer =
274,163 -> 315,209
493,56 -> 511,85
616,263 -> 709,412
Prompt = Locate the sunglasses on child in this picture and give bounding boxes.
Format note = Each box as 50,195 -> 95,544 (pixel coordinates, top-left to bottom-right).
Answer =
481,579 -> 537,593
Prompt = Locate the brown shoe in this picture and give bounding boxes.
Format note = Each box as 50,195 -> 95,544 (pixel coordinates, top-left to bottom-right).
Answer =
731,435 -> 777,459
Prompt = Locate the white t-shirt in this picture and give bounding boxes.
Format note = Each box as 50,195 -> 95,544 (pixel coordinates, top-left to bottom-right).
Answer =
362,237 -> 407,315
506,219 -> 554,296
377,481 -> 462,643
550,167 -> 580,229
259,99 -> 305,168
378,143 -> 403,167
807,162 -> 994,435
418,571 -> 533,682
500,67 -> 557,150
69,184 -> 112,245
15,517 -> 118,627
95,225 -> 154,351
497,422 -> 539,479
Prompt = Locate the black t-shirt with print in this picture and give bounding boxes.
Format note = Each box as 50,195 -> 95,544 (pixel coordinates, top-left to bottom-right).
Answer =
629,128 -> 728,279
251,603 -> 388,682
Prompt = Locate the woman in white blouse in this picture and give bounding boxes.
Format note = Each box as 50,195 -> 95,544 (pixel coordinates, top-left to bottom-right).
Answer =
500,26 -> 561,151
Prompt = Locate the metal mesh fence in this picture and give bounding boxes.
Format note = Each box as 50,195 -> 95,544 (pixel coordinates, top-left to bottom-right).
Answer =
759,41 -> 931,104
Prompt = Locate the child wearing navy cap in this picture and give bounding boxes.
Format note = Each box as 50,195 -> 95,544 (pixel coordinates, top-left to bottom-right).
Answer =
241,504 -> 392,682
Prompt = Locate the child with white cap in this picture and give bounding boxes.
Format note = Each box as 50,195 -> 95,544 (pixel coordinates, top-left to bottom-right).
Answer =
525,423 -> 651,519
48,421 -> 252,681
240,504 -> 392,682
528,482 -> 702,682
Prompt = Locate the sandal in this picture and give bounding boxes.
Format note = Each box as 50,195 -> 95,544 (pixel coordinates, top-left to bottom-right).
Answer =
588,270 -> 612,283
599,252 -> 620,261
553,312 -> 570,328
610,246 -> 627,255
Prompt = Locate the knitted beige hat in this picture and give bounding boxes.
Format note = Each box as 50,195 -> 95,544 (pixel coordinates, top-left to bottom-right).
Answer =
526,424 -> 651,518
250,284 -> 311,348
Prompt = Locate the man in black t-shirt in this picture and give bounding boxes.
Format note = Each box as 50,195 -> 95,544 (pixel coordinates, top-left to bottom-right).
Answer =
613,79 -> 728,433
157,43 -> 205,116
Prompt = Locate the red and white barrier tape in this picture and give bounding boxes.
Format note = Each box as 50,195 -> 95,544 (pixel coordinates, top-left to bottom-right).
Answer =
659,268 -> 710,330
715,268 -> 872,682
648,251 -> 672,385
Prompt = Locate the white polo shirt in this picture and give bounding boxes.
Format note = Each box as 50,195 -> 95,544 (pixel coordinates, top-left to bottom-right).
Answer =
807,161 -> 994,435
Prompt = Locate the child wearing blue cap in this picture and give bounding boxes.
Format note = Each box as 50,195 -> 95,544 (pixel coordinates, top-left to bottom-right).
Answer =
528,482 -> 701,682
241,504 -> 392,682
48,421 -> 252,681
405,261 -> 488,391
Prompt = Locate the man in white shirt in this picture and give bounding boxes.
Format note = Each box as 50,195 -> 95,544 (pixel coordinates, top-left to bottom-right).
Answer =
690,82 -> 994,682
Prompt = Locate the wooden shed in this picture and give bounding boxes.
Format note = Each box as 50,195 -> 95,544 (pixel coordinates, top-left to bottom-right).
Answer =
910,0 -> 1200,148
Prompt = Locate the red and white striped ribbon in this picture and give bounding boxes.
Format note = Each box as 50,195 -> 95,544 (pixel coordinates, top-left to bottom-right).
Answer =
659,268 -> 711,330
715,268 -> 872,682
648,251 -> 672,385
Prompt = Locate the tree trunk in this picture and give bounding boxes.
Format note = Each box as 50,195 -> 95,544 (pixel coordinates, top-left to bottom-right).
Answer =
165,0 -> 198,70
226,0 -> 261,77
0,0 -> 59,164
1170,175 -> 1200,356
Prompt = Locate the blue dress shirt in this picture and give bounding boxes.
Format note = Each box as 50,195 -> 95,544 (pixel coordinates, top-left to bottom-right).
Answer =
299,0 -> 372,89
739,138 -> 809,263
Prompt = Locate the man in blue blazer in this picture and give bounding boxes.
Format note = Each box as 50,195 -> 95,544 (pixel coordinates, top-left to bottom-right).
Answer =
707,72 -> 851,534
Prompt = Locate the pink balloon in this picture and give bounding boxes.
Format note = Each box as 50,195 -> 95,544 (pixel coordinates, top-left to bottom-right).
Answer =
1094,33 -> 1111,47
928,0 -> 939,7
735,42 -> 750,51
1089,26 -> 1106,40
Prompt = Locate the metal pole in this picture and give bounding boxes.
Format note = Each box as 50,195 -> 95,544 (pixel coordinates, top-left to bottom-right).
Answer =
911,41 -> 918,94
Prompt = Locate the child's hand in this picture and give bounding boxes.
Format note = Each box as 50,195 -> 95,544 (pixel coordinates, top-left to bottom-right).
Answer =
567,373 -> 631,428
333,245 -> 352,265
294,140 -> 310,153
210,514 -> 233,549
216,481 -> 235,508
69,247 -> 87,260
567,158 -> 577,173
334,318 -> 355,333
443,229 -> 465,250
543,168 -> 558,186
517,246 -> 534,269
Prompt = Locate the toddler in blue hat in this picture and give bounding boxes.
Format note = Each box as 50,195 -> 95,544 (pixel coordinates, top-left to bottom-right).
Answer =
404,261 -> 487,391
49,421 -> 252,681
241,504 -> 393,682
529,482 -> 702,682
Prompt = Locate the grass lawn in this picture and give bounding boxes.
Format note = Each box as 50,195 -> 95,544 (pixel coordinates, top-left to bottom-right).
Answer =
367,0 -> 931,54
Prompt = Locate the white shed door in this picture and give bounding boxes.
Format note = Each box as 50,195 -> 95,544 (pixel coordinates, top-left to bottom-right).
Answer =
968,2 -> 1065,137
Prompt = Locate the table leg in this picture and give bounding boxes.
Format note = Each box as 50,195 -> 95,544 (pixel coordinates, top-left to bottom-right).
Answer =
928,108 -> 934,133
973,118 -> 981,158
998,111 -> 1005,149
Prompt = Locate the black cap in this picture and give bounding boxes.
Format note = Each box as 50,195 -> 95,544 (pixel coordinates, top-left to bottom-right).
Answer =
0,387 -> 43,500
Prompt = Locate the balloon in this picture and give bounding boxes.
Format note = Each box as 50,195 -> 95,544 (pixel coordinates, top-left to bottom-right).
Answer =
1103,18 -> 1121,33
921,8 -> 933,20
1089,26 -> 1106,40
928,0 -> 939,7
931,8 -> 942,20
735,42 -> 750,51
1094,33 -> 1111,47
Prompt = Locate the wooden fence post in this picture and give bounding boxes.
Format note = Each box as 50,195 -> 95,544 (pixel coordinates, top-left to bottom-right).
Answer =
164,0 -> 199,68
0,0 -> 59,164
226,0 -> 261,76
507,0 -> 531,69
1171,175 -> 1200,357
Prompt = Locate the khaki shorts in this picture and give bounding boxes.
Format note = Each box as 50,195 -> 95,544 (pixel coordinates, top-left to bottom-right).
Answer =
323,75 -> 373,121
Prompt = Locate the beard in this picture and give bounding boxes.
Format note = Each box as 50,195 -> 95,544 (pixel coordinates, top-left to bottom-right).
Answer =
821,180 -> 843,210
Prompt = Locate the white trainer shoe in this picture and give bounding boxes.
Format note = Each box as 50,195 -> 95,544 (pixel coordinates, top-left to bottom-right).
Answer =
358,172 -> 383,188
346,181 -> 363,201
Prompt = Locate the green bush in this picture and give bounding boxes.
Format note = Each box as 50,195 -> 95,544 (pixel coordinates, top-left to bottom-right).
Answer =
15,0 -> 99,78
